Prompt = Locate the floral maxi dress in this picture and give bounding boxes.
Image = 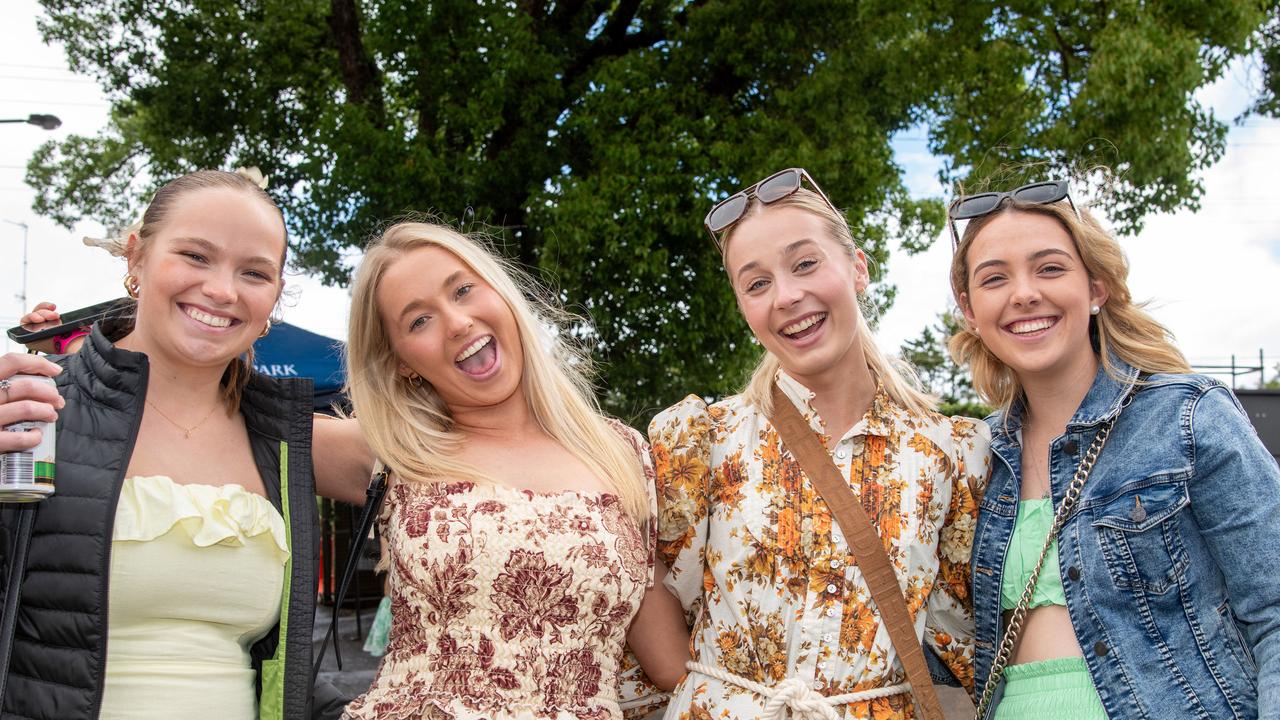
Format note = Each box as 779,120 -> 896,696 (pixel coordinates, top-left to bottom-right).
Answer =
343,426 -> 663,720
649,372 -> 991,719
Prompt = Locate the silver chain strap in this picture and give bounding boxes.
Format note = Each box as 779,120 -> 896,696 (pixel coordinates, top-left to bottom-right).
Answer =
973,387 -> 1137,719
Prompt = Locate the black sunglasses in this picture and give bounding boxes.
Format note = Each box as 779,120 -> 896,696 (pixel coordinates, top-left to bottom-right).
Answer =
704,168 -> 839,251
947,180 -> 1078,248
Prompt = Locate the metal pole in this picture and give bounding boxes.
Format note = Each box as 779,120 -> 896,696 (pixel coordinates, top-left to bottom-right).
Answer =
0,221 -> 28,312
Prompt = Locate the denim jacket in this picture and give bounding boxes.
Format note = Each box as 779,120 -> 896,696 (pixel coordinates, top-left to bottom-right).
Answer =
971,358 -> 1280,719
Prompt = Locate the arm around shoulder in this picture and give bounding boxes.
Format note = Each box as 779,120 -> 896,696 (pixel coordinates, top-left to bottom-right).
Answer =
312,415 -> 377,505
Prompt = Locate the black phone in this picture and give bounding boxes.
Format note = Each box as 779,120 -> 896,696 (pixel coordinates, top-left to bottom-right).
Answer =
6,298 -> 135,346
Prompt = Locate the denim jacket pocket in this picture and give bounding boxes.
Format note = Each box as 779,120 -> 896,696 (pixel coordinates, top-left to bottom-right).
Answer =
1090,472 -> 1192,595
1217,599 -> 1258,674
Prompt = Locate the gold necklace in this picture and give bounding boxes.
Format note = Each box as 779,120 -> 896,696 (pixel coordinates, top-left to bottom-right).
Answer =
145,398 -> 220,439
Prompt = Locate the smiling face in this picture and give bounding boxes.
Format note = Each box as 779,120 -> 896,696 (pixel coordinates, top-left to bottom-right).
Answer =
127,187 -> 285,371
376,245 -> 525,412
724,204 -> 869,387
960,209 -> 1108,383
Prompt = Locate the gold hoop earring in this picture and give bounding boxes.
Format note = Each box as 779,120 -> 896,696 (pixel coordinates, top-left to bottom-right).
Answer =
123,274 -> 140,299
259,322 -> 272,339
407,372 -> 423,388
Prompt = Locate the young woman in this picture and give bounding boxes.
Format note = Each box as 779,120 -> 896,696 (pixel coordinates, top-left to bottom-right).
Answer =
308,221 -> 689,719
650,168 -> 991,719
948,181 -> 1280,719
0,170 -> 325,719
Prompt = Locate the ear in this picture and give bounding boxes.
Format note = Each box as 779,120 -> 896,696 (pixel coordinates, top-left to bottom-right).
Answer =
1089,277 -> 1109,311
852,248 -> 870,294
959,292 -> 979,329
124,232 -> 142,276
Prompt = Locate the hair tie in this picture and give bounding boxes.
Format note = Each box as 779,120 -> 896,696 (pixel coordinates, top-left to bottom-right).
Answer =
234,166 -> 269,189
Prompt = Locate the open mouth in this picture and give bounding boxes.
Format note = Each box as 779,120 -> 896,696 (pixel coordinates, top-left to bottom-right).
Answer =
454,335 -> 498,376
781,312 -> 827,340
181,304 -> 238,330
1004,316 -> 1058,336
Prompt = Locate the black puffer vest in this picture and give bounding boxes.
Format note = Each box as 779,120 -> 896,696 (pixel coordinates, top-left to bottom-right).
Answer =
0,324 -> 318,719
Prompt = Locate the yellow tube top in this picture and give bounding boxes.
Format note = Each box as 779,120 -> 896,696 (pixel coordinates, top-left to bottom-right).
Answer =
99,476 -> 290,720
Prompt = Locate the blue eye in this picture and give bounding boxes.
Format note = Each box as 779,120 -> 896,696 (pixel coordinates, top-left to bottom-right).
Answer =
795,258 -> 817,272
409,315 -> 429,331
456,283 -> 473,299
746,279 -> 769,293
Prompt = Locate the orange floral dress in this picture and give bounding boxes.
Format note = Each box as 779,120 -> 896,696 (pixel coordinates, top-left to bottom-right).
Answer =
343,426 -> 665,720
649,371 -> 990,719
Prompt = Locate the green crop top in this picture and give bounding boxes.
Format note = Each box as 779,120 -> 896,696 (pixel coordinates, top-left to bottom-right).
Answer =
1000,498 -> 1068,611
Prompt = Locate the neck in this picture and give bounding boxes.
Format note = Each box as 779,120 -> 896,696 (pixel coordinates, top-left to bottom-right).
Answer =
448,385 -> 540,441
1020,352 -> 1100,434
791,357 -> 878,439
116,330 -> 230,416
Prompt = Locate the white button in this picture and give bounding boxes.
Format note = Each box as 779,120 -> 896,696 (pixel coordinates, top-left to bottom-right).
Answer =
830,558 -> 842,569
827,608 -> 838,618
823,633 -> 834,643
836,448 -> 848,459
826,583 -> 838,594
818,661 -> 827,670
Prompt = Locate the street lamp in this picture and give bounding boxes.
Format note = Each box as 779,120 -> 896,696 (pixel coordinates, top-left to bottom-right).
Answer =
2,221 -> 28,312
0,114 -> 62,130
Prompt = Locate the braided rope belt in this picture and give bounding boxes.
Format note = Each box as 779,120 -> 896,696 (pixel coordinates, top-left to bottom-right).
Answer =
685,661 -> 912,720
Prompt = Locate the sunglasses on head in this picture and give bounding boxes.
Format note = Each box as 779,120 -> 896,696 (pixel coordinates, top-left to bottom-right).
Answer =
704,167 -> 840,252
947,180 -> 1078,249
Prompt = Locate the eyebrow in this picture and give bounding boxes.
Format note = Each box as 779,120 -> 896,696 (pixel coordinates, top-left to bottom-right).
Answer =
734,238 -> 820,281
397,271 -> 469,322
173,236 -> 280,273
972,247 -> 1073,276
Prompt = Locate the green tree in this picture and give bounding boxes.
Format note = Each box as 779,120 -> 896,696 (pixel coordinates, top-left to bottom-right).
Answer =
27,0 -> 1279,419
899,312 -> 991,419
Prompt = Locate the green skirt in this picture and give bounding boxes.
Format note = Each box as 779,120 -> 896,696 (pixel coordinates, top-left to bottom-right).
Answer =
992,656 -> 1107,720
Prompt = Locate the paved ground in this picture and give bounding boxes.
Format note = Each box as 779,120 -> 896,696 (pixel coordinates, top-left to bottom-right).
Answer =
313,606 -> 381,701
313,608 -> 978,717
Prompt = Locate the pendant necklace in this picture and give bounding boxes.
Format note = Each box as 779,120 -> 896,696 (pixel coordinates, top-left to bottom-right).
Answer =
146,398 -> 220,439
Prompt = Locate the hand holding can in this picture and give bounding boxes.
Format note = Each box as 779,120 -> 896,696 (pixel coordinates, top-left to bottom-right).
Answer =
0,354 -> 64,502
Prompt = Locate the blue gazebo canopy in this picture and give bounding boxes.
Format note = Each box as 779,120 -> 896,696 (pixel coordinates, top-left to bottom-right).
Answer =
252,322 -> 345,411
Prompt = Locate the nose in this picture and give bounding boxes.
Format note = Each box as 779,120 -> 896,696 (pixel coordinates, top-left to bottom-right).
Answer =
773,276 -> 804,310
1009,275 -> 1041,308
202,269 -> 237,305
443,307 -> 474,339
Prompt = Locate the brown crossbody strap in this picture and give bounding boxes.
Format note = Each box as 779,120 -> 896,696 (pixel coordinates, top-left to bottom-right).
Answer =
768,383 -> 944,720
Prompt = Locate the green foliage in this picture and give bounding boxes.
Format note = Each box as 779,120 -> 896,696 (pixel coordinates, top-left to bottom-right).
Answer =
900,312 -> 991,419
27,0 -> 1276,420
1250,8 -> 1280,117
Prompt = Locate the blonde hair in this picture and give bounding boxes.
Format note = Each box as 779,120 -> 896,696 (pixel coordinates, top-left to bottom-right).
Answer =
720,189 -> 936,417
948,199 -> 1190,415
344,221 -> 648,521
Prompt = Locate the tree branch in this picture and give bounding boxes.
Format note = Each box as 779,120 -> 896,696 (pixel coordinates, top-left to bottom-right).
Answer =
328,0 -> 384,116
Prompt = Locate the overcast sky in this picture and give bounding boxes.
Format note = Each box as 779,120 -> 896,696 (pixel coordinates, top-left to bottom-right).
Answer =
2,0 -> 1278,387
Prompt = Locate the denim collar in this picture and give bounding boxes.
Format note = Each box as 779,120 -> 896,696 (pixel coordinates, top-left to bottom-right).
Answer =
989,354 -> 1141,450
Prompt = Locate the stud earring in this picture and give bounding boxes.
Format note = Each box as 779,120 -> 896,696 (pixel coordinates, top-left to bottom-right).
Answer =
1090,305 -> 1101,315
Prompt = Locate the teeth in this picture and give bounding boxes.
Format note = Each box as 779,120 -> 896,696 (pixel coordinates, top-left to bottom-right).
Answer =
455,336 -> 493,363
782,313 -> 826,336
1009,318 -> 1055,335
185,306 -> 232,328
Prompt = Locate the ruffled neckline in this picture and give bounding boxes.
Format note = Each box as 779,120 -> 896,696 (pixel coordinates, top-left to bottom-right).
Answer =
113,475 -> 290,559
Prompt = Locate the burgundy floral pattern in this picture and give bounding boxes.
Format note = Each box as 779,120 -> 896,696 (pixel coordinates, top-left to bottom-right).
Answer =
344,425 -> 664,720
